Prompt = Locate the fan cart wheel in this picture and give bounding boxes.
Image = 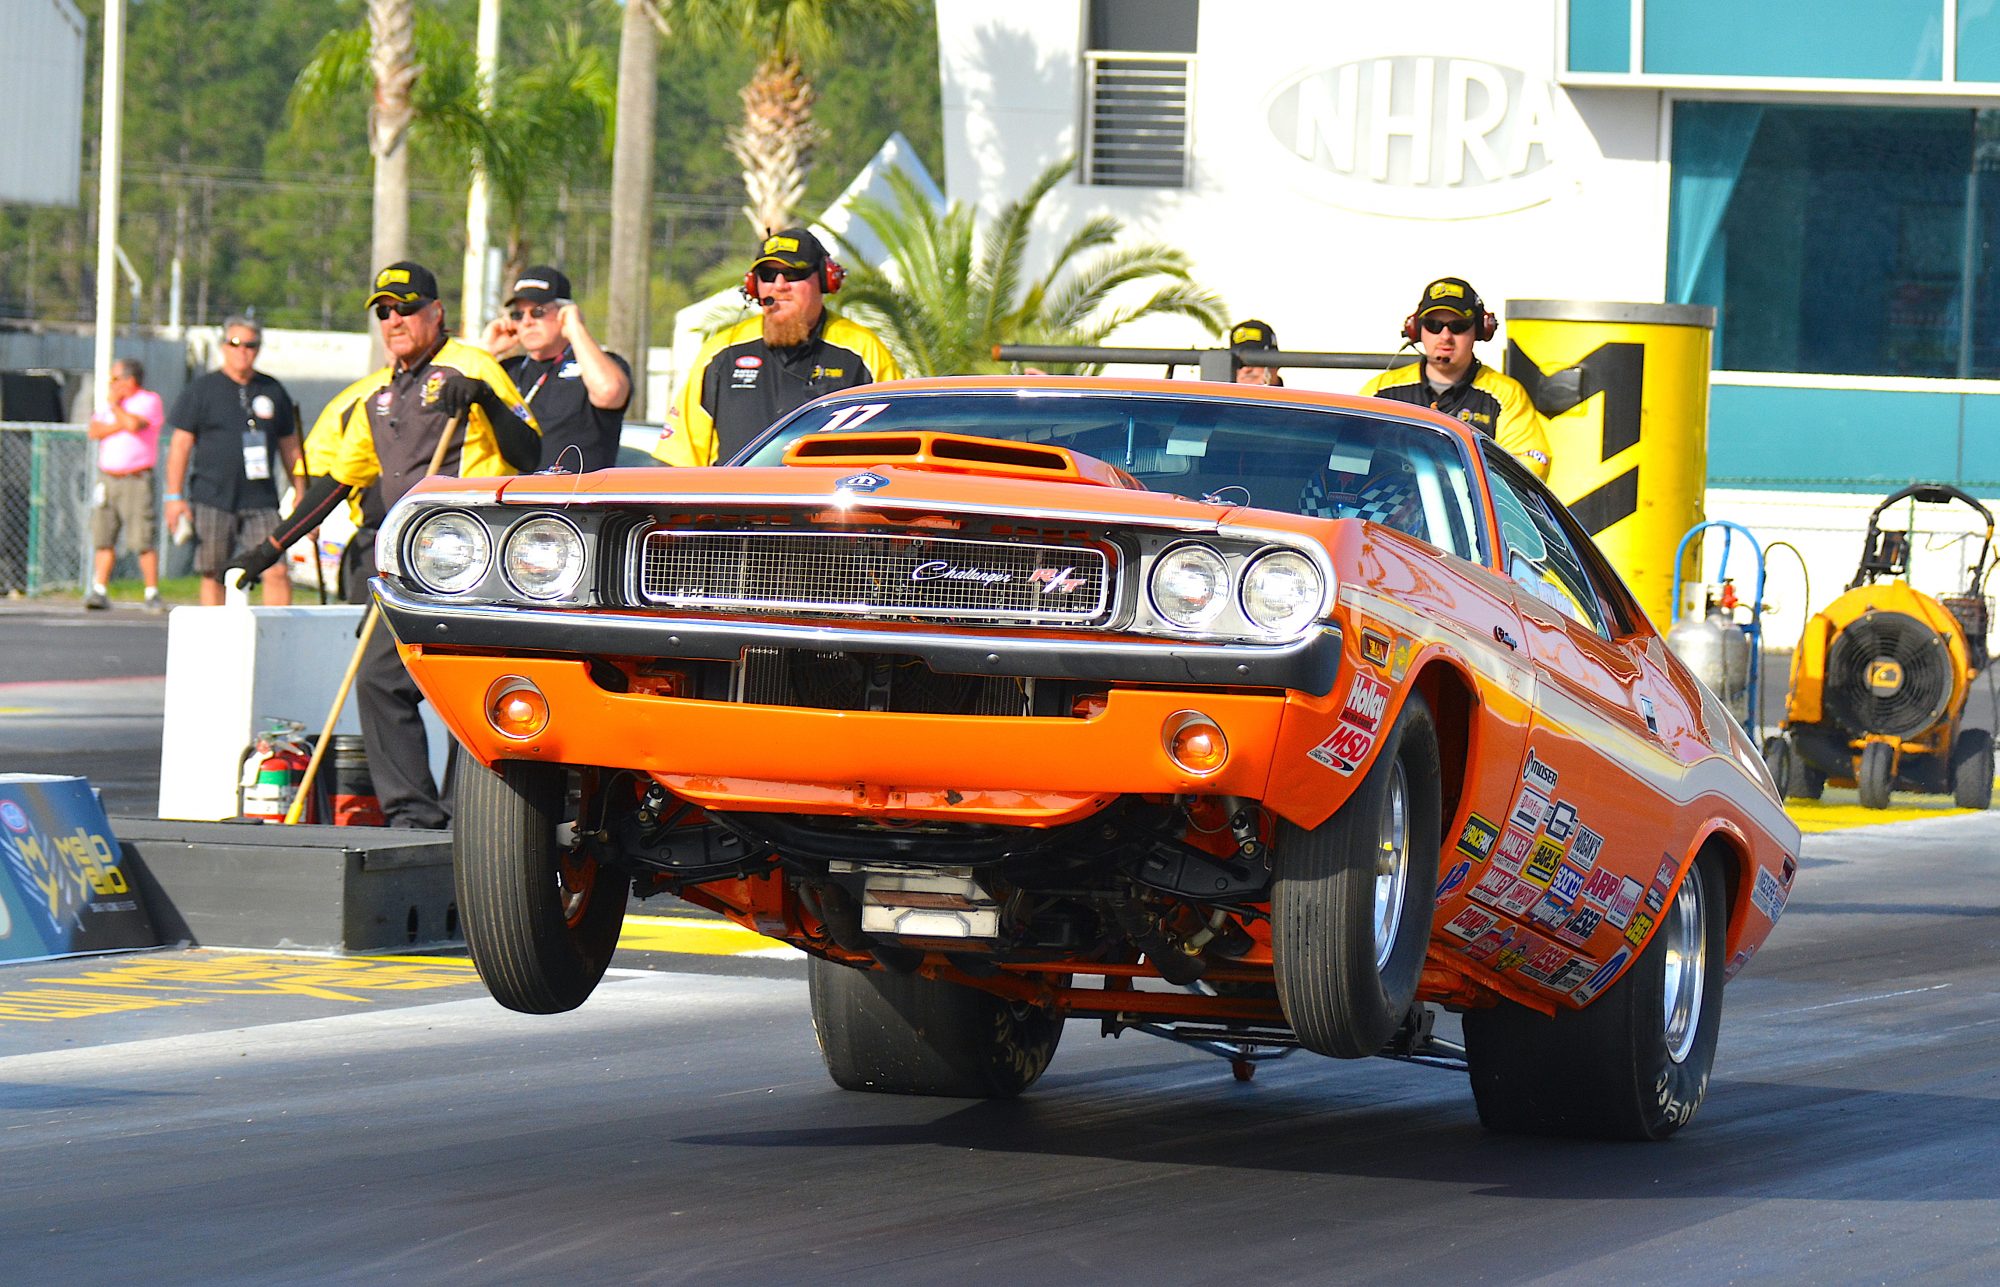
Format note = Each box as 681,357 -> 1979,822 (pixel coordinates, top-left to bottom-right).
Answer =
1857,741 -> 1895,810
1952,727 -> 1995,810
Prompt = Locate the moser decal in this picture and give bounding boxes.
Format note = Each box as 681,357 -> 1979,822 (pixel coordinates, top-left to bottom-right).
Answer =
1523,749 -> 1558,794
1264,55 -> 1562,219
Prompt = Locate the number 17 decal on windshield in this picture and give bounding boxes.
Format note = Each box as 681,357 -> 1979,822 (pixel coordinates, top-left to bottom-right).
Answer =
1308,671 -> 1392,775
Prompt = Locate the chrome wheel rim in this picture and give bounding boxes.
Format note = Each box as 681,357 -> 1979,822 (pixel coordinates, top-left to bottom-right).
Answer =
1374,761 -> 1410,971
1662,863 -> 1707,1063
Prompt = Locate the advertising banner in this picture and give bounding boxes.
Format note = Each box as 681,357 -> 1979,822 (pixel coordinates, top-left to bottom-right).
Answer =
0,775 -> 160,963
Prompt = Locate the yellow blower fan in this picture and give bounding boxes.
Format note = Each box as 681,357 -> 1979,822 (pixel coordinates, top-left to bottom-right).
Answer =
1765,483 -> 1994,810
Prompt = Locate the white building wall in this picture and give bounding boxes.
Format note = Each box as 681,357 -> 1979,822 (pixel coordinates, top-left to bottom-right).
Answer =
937,0 -> 1672,383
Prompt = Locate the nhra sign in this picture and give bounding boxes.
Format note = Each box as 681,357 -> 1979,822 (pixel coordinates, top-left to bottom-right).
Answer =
1264,55 -> 1562,218
0,776 -> 159,963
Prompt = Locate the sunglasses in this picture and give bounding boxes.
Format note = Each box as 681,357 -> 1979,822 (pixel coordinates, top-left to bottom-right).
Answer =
223,337 -> 261,349
1421,317 -> 1474,336
507,303 -> 563,322
373,298 -> 431,321
753,264 -> 815,284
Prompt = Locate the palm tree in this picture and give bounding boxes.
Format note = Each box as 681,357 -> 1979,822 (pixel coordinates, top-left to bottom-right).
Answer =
607,0 -> 665,412
831,157 -> 1230,376
366,0 -> 417,280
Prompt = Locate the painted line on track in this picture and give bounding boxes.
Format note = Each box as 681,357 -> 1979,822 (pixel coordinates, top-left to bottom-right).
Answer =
618,914 -> 805,959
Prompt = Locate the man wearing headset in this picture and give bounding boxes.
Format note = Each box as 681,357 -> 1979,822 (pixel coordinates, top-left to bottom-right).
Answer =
651,227 -> 901,467
1360,277 -> 1553,479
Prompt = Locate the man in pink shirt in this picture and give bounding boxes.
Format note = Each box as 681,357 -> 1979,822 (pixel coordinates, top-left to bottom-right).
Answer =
85,358 -> 167,610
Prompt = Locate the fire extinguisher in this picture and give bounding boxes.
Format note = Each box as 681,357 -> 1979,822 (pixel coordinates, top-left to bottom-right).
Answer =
240,720 -> 311,822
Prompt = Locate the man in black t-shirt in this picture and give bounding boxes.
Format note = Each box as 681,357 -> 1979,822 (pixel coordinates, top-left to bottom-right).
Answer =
163,316 -> 303,605
479,265 -> 631,472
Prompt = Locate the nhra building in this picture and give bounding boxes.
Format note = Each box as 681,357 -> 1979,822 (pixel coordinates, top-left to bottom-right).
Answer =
934,0 -> 2000,634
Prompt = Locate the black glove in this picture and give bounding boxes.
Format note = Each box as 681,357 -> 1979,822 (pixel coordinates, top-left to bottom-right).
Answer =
229,538 -> 282,590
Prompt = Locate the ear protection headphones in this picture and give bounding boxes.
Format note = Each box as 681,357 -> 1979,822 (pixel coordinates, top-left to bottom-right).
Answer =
1400,288 -> 1497,345
742,257 -> 845,300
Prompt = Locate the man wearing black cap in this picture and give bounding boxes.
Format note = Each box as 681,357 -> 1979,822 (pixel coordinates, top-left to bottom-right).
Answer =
481,266 -> 632,472
1229,319 -> 1284,387
1361,277 -> 1552,479
651,227 -> 901,467
230,261 -> 539,829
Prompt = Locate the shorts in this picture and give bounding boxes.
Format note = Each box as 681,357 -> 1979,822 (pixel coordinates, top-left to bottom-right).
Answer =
193,503 -> 282,578
90,471 -> 157,554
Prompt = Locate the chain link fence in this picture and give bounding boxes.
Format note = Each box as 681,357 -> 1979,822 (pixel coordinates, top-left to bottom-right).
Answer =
0,423 -> 93,596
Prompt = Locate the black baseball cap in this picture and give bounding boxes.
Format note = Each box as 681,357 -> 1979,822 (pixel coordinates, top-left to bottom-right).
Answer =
751,227 -> 828,274
1414,277 -> 1481,318
1230,319 -> 1278,354
365,261 -> 440,308
505,267 -> 572,305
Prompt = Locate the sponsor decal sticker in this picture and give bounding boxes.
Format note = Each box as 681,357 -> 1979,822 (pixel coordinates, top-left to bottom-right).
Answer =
1509,784 -> 1551,832
1496,877 -> 1543,916
1492,942 -> 1530,972
1568,825 -> 1603,872
1624,910 -> 1656,946
1751,866 -> 1788,922
1519,940 -> 1569,980
1572,946 -> 1631,1004
1493,825 -> 1534,874
1444,906 -> 1500,941
1469,865 -> 1517,907
1464,925 -> 1517,963
1435,859 -> 1472,903
1557,905 -> 1603,946
1548,862 -> 1585,905
1579,866 -> 1622,908
1547,957 -> 1595,991
1543,799 -> 1578,843
1360,629 -> 1391,667
1606,876 -> 1644,929
1529,893 -> 1571,927
1341,670 -> 1391,733
1456,813 -> 1500,862
1522,835 -> 1566,887
836,471 -> 890,493
1308,671 -> 1391,775
1522,749 -> 1558,795
1646,854 -> 1678,913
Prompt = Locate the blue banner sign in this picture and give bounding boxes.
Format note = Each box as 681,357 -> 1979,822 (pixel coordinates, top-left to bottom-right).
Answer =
0,775 -> 160,963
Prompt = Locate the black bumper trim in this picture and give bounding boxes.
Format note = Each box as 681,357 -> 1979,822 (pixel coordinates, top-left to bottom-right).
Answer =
373,578 -> 1343,695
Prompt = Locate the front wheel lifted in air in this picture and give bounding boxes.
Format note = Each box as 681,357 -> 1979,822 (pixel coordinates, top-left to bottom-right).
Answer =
454,758 -> 627,1014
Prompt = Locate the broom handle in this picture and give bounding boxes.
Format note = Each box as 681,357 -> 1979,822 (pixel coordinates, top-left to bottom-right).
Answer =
284,413 -> 463,825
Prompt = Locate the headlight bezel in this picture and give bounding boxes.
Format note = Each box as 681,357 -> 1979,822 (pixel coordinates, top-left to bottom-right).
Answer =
1239,548 -> 1324,637
407,509 -> 493,596
501,514 -> 588,601
1148,541 -> 1233,630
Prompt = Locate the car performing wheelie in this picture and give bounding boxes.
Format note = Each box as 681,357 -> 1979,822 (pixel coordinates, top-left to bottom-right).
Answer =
378,378 -> 1798,1140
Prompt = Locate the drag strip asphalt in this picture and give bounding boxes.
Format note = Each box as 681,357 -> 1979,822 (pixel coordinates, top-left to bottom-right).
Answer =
3,814 -> 1999,1285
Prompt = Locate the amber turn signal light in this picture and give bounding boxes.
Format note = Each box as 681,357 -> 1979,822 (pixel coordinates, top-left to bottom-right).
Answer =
1163,710 -> 1227,775
486,676 -> 549,740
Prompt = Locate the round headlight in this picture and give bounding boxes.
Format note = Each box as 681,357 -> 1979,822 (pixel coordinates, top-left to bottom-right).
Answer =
1241,550 -> 1323,635
1150,543 -> 1231,629
409,511 -> 490,594
503,516 -> 586,599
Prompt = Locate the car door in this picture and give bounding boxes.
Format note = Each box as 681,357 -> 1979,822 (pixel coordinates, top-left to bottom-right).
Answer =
1475,448 -> 1687,975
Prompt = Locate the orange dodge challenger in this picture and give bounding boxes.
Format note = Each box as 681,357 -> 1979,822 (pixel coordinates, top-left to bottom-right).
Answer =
376,378 -> 1798,1140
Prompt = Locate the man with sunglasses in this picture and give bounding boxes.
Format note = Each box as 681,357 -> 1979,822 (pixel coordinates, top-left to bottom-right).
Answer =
480,266 -> 631,472
652,227 -> 901,467
162,316 -> 303,606
229,261 -> 539,830
1361,277 -> 1552,479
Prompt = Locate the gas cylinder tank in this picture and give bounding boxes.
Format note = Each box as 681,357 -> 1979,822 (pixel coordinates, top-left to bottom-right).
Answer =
1668,611 -> 1750,723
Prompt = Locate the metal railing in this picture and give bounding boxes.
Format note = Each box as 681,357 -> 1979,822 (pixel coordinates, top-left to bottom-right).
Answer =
1082,52 -> 1195,189
0,422 -> 91,596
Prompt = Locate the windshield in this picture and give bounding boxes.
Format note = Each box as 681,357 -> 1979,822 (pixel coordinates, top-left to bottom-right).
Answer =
739,390 -> 1489,563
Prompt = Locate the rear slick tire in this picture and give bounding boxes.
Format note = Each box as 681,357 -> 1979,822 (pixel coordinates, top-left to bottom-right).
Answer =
454,759 -> 626,1014
1462,848 -> 1728,1141
1857,741 -> 1895,810
1272,691 -> 1442,1059
808,957 -> 1064,1098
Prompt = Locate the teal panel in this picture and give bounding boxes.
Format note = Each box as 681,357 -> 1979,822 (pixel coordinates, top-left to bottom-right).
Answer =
1645,0 -> 1944,80
1957,389 -> 2000,490
1706,385 -> 1961,488
1960,6 -> 2000,81
1568,0 -> 1629,73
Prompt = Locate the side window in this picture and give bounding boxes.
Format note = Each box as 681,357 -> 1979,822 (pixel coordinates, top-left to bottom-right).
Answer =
1294,427 -> 1485,563
1483,454 -> 1613,638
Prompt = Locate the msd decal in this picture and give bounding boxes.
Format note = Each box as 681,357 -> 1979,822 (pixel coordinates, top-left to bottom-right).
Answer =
1308,672 -> 1390,775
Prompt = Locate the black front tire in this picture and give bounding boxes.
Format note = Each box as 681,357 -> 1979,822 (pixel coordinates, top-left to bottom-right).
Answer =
808,957 -> 1064,1098
1857,741 -> 1895,810
454,759 -> 626,1014
1463,848 -> 1728,1140
1952,727 -> 1995,810
1272,691 -> 1442,1058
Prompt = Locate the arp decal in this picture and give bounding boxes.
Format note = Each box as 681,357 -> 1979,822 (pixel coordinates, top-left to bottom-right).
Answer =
1492,826 -> 1535,874
1645,854 -> 1678,913
1543,800 -> 1578,843
1624,910 -> 1656,946
1522,749 -> 1558,795
1751,866 -> 1788,922
1456,813 -> 1500,862
1435,859 -> 1472,903
1443,906 -> 1500,941
1571,946 -> 1632,1004
1568,825 -> 1604,872
1579,866 -> 1622,908
1606,876 -> 1644,929
1509,784 -> 1551,832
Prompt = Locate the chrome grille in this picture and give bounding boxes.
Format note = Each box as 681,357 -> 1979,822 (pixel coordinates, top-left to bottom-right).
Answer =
632,528 -> 1113,624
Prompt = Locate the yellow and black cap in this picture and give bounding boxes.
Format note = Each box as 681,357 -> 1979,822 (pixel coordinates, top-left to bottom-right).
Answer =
1414,276 -> 1481,318
1229,319 -> 1278,353
750,227 -> 828,274
365,261 -> 440,309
